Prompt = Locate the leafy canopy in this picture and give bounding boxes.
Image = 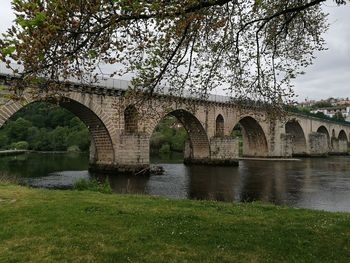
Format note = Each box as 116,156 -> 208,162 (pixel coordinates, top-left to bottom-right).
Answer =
0,0 -> 347,106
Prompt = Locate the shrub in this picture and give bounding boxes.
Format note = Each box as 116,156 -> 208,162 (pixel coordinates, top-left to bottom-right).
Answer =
0,173 -> 19,185
159,144 -> 171,155
67,145 -> 81,153
73,178 -> 112,194
10,141 -> 29,150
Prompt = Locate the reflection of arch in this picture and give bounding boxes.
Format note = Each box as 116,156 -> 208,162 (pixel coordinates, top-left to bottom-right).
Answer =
124,105 -> 138,133
285,120 -> 307,156
215,114 -> 224,137
151,109 -> 210,159
234,116 -> 268,157
338,130 -> 348,142
0,97 -> 115,164
317,126 -> 330,149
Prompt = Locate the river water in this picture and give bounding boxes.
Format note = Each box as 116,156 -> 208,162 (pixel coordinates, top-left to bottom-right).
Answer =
0,152 -> 350,212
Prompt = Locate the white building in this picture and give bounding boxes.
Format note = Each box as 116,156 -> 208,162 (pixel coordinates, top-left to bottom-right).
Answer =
311,106 -> 350,122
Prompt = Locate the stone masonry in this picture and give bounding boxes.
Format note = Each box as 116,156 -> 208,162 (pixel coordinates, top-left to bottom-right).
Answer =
0,76 -> 349,174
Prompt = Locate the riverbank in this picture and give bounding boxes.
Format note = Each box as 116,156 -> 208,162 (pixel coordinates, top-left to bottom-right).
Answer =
0,150 -> 27,156
0,184 -> 349,262
0,150 -> 88,157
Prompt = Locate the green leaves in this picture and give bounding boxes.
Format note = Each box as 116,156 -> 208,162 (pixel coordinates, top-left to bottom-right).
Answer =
1,0 -> 333,107
1,46 -> 16,56
16,11 -> 46,28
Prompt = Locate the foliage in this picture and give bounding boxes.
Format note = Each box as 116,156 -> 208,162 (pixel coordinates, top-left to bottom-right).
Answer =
73,178 -> 112,194
159,144 -> 171,155
0,1 -> 347,106
312,101 -> 333,109
315,111 -> 327,119
333,111 -> 346,122
150,116 -> 188,154
0,102 -> 91,151
9,141 -> 29,150
231,124 -> 242,138
67,145 -> 81,153
0,185 -> 350,262
286,105 -> 350,124
0,174 -> 19,185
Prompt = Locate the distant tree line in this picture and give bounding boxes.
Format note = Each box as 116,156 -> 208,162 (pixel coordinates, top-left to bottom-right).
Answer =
0,102 -> 90,152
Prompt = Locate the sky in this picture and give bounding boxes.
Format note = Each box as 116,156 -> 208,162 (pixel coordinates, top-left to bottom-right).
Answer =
0,1 -> 349,102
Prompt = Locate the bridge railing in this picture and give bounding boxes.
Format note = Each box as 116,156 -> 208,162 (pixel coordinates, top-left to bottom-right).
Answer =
0,62 -> 233,103
1,63 -> 350,125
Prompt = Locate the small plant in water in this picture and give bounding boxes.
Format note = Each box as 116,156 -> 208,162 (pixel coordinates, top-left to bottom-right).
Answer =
73,178 -> 112,194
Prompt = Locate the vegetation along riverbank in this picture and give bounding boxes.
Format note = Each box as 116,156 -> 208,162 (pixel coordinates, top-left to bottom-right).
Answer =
0,184 -> 349,262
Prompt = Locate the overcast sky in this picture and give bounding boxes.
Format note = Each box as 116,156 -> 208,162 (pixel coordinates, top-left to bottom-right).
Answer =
0,1 -> 349,102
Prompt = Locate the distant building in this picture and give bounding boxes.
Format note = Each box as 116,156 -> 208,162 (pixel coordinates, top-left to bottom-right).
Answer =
299,99 -> 316,108
336,98 -> 350,106
311,106 -> 350,122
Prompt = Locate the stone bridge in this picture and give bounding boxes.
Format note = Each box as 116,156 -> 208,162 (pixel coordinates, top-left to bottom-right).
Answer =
0,73 -> 349,174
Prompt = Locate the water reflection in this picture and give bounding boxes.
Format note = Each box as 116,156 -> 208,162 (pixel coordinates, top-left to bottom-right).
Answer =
0,152 -> 88,178
1,152 -> 350,212
187,166 -> 240,202
96,173 -> 149,195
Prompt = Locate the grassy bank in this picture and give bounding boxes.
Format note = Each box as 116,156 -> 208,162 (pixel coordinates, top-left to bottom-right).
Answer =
0,185 -> 349,263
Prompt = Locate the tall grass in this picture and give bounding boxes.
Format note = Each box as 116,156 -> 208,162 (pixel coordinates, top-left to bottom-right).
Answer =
73,178 -> 112,194
0,173 -> 19,185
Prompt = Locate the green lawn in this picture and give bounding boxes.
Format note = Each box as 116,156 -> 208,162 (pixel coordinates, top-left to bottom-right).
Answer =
0,184 -> 349,263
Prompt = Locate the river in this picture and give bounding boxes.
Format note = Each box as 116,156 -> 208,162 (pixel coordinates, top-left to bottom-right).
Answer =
0,152 -> 349,212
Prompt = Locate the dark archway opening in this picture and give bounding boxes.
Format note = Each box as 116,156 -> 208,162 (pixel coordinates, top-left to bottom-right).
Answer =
316,126 -> 330,150
231,116 -> 268,157
150,109 -> 210,163
285,120 -> 307,156
338,130 -> 349,154
215,114 -> 224,137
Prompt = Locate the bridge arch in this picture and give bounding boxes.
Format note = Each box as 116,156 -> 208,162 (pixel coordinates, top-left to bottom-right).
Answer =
285,120 -> 307,156
232,116 -> 268,157
215,114 -> 224,137
0,97 -> 115,165
338,130 -> 348,142
339,130 -> 348,153
149,109 -> 210,160
316,126 -> 330,149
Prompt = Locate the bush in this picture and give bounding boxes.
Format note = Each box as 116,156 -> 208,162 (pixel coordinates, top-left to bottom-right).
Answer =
0,173 -> 19,185
73,178 -> 112,194
159,144 -> 171,155
67,145 -> 81,153
10,141 -> 29,150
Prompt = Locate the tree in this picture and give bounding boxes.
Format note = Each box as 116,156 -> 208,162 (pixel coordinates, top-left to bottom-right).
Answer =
7,117 -> 32,142
0,0 -> 347,107
312,101 -> 333,109
333,111 -> 345,122
315,111 -> 327,119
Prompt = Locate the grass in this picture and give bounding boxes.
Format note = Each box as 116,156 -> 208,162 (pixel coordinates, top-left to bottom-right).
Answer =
0,174 -> 19,185
73,178 -> 112,194
0,184 -> 349,263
